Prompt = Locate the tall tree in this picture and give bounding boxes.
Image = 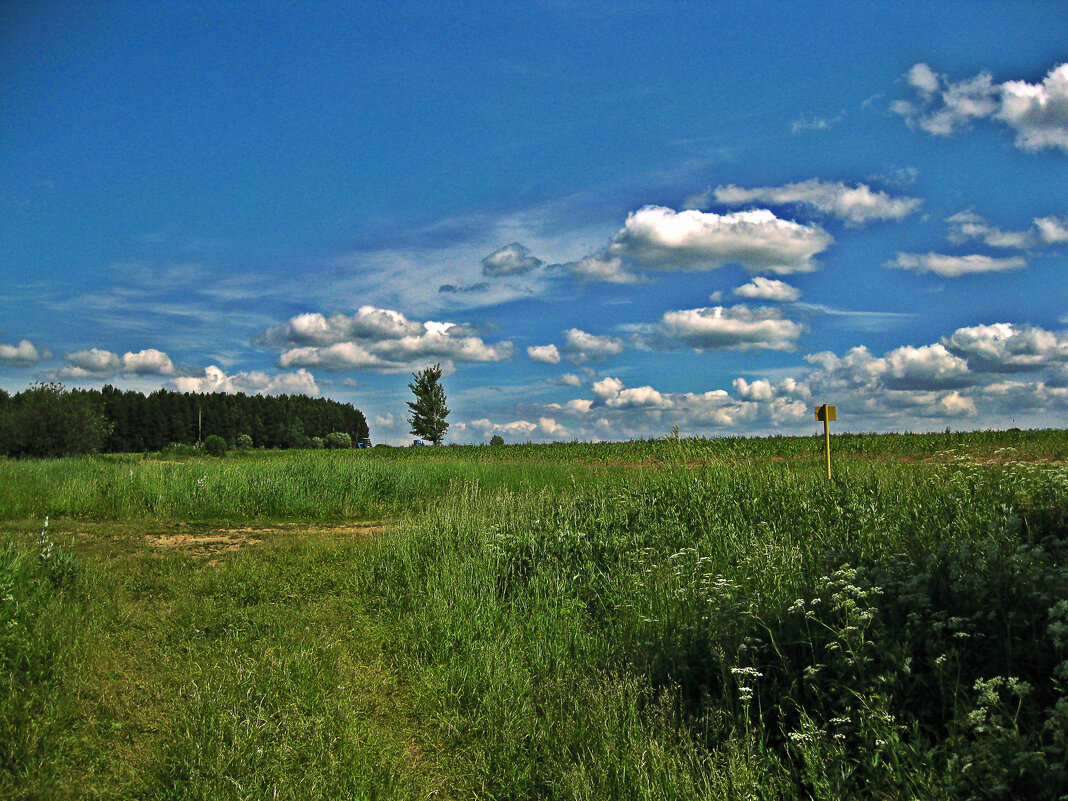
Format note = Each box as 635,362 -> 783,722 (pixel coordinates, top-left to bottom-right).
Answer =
406,363 -> 450,445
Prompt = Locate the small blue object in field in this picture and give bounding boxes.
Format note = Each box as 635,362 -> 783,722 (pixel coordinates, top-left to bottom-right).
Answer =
412,439 -> 425,447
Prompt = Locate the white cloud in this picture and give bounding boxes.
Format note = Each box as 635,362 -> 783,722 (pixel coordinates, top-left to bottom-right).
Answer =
790,111 -> 845,133
999,63 -> 1068,152
61,347 -> 176,377
0,339 -> 50,367
547,372 -> 584,387
260,306 -> 513,373
559,253 -> 642,284
732,377 -> 775,401
481,243 -> 545,277
606,385 -> 671,410
538,417 -> 568,436
64,347 -> 121,374
121,348 -> 176,376
562,328 -> 625,364
943,322 -> 1068,372
465,416 -> 566,440
895,62 -> 1068,153
882,344 -> 971,389
945,211 -> 1036,249
527,344 -> 561,364
886,252 -> 1027,277
714,180 -> 922,226
656,305 -> 805,351
907,63 -> 940,96
733,277 -> 801,302
256,306 -> 424,347
806,343 -> 970,391
174,365 -> 320,396
607,206 -> 833,274
591,376 -> 625,400
1034,215 -> 1068,244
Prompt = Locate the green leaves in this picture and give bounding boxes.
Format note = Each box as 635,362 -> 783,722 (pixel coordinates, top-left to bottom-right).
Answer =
406,363 -> 450,445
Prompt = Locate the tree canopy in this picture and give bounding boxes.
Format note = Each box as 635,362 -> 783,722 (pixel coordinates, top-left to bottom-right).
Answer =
0,383 -> 370,456
406,363 -> 450,445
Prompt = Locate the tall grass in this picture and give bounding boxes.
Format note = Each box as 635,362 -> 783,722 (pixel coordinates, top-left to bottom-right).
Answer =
360,456 -> 1068,798
2,432 -> 1067,798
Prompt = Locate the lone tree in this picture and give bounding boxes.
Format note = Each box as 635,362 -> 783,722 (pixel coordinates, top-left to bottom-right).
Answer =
407,363 -> 450,445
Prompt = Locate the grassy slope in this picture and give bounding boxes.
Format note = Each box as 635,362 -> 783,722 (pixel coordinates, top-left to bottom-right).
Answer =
2,430 -> 1068,799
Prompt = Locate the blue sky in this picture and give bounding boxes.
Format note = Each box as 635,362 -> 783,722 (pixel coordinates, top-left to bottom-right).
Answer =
2,1 -> 1067,443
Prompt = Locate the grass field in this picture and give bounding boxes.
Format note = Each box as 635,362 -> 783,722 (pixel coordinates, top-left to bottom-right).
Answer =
3,429 -> 1068,799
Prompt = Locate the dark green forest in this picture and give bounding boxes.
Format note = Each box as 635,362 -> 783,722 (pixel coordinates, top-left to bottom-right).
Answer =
0,383 -> 369,457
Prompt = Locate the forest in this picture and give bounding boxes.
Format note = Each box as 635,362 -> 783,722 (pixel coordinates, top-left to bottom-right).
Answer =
0,383 -> 370,457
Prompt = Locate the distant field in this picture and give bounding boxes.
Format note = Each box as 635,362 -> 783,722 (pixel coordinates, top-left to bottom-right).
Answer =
2,430 -> 1067,799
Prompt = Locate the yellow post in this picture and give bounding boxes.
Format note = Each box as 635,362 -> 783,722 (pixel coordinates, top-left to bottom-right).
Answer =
814,404 -> 836,481
824,415 -> 831,480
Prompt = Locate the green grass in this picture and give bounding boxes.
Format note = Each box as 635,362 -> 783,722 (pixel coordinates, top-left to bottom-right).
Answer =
2,430 -> 1067,798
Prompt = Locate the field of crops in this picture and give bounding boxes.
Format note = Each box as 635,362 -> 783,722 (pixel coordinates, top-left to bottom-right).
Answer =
3,429 -> 1068,799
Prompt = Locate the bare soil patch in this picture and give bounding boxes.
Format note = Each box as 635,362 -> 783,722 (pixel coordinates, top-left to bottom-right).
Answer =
143,520 -> 386,558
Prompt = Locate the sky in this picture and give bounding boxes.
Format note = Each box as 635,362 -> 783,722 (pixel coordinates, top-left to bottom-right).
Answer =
2,1 -> 1067,444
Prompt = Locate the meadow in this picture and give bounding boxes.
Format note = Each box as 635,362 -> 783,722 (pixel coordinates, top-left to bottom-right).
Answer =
2,429 -> 1067,799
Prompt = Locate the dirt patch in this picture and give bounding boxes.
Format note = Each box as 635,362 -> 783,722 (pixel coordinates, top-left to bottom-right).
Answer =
143,520 -> 386,559
147,531 -> 263,556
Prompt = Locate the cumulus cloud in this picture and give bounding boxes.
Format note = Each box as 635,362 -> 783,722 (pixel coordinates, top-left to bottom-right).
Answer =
558,253 -> 642,284
945,211 -> 1037,249
0,339 -> 50,367
805,343 -> 970,391
580,375 -> 806,430
465,416 -> 569,440
174,366 -> 320,396
258,306 -> 513,373
907,63 -> 940,96
713,180 -> 922,226
795,321 -> 1068,423
121,349 -> 176,375
256,307 -> 423,347
943,323 -> 1068,373
733,277 -> 801,302
894,62 -> 1068,153
606,206 -> 833,275
547,372 -> 584,387
655,305 -> 805,351
562,328 -> 625,364
732,377 -> 775,401
527,344 -> 561,364
886,252 -> 1027,277
60,347 -> 176,377
470,321 -> 1068,442
944,210 -> 1068,249
1034,215 -> 1068,244
481,243 -> 545,277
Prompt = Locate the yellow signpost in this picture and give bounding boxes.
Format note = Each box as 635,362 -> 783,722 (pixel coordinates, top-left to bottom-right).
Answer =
815,404 -> 836,480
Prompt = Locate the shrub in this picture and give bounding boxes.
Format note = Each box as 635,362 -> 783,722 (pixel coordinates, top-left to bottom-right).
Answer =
235,434 -> 253,450
203,435 -> 228,456
309,436 -> 324,450
490,434 -> 505,446
324,432 -> 352,449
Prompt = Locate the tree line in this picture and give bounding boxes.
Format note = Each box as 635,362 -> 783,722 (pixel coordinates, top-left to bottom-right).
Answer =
0,383 -> 370,458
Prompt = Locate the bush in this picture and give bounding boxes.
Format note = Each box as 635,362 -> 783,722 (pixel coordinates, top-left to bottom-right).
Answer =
324,432 -> 352,450
235,434 -> 253,451
203,435 -> 228,456
490,434 -> 505,446
309,436 -> 324,450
